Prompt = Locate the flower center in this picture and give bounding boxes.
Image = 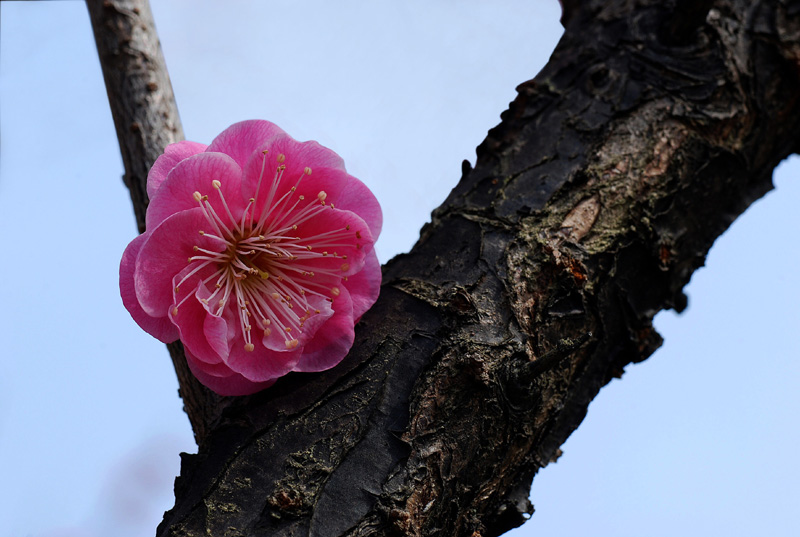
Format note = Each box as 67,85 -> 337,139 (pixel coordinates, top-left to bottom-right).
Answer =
171,152 -> 362,353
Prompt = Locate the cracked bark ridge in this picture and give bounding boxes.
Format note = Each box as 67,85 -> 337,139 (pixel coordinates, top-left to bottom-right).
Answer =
87,0 -> 226,442
95,0 -> 799,535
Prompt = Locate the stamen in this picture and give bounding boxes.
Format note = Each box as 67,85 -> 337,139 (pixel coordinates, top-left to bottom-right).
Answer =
211,180 -> 243,235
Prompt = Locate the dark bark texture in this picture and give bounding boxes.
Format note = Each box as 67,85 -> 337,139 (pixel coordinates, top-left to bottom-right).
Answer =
92,0 -> 800,536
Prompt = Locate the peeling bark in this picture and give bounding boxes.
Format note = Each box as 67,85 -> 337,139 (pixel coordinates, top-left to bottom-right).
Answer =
91,0 -> 800,536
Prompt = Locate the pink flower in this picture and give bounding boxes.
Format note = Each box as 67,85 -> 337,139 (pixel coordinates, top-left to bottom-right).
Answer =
120,120 -> 382,396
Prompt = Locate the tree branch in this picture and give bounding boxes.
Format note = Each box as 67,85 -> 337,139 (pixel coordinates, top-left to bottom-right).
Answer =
87,0 -> 226,443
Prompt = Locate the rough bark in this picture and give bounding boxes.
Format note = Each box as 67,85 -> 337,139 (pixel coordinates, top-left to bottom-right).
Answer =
91,0 -> 800,536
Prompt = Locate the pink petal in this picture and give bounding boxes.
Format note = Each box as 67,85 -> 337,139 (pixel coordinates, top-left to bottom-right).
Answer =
146,141 -> 207,199
240,135 -> 379,237
170,282 -> 226,365
332,172 -> 382,238
287,165 -> 382,239
145,152 -> 247,231
345,249 -> 381,321
206,120 -> 287,170
258,292 -> 334,352
293,285 -> 355,373
223,336 -> 302,383
290,207 -> 374,277
185,347 -> 276,396
135,208 -> 225,317
119,233 -> 179,343
261,133 -> 347,171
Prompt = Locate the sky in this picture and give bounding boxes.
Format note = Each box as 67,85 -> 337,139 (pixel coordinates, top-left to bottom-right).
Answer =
0,1 -> 797,536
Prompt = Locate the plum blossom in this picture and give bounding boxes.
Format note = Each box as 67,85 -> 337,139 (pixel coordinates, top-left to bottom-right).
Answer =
120,120 -> 382,396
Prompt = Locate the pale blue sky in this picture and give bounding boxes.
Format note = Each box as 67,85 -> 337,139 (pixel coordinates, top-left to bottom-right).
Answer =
0,2 -> 797,536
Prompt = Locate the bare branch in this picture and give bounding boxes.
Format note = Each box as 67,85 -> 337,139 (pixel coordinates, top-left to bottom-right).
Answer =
87,0 -> 224,442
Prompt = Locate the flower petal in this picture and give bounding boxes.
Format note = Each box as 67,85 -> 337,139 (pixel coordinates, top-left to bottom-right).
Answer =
170,282 -> 226,365
147,141 -> 207,199
145,152 -> 247,231
135,208 -> 225,317
223,336 -> 302,383
240,135 -> 380,237
120,233 -> 179,343
207,120 -> 286,169
257,291 -> 334,352
185,347 -> 276,396
293,285 -> 355,373
286,207 -> 374,278
345,249 -> 381,322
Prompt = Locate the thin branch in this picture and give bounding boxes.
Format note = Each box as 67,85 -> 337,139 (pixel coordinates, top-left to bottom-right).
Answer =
87,0 -> 222,442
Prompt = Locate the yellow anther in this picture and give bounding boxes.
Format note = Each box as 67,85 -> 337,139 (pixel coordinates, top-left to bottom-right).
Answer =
199,230 -> 205,235
340,263 -> 350,272
317,191 -> 327,203
304,167 -> 312,175
264,328 -> 272,337
244,343 -> 255,352
277,154 -> 286,163
285,339 -> 299,349
193,191 -> 203,202
193,246 -> 199,251
331,287 -> 341,297
212,179 -> 221,189
172,307 -> 179,316
346,225 -> 350,230
271,292 -> 280,300
299,195 -> 305,200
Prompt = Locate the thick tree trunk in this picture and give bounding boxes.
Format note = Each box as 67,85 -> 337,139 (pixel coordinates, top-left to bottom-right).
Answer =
90,0 -> 800,536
